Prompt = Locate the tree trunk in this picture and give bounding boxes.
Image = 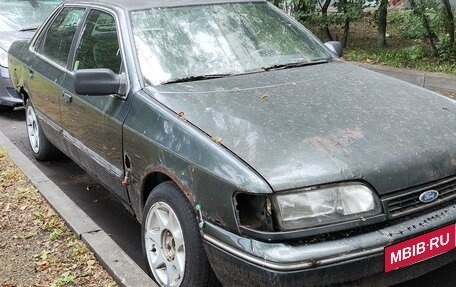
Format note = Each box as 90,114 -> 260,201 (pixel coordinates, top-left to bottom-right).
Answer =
377,0 -> 388,47
321,0 -> 333,41
441,0 -> 455,46
340,0 -> 350,47
343,19 -> 350,47
409,0 -> 439,56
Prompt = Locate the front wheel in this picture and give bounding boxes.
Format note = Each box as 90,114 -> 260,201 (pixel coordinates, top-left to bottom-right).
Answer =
25,100 -> 59,161
142,181 -> 219,287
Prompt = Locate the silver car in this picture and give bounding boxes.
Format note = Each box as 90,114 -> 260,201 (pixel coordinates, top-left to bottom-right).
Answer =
0,0 -> 60,111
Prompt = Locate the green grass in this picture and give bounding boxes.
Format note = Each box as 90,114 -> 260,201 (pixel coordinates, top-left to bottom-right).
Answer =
344,45 -> 456,75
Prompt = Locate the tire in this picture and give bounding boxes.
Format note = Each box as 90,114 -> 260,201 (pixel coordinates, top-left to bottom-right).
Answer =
25,99 -> 59,161
142,181 -> 220,287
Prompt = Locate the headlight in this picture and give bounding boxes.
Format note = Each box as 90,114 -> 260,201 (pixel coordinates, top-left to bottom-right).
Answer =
0,48 -> 8,68
275,184 -> 382,230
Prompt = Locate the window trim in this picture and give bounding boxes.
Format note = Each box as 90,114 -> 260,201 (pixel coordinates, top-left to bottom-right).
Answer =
67,5 -> 130,99
29,5 -> 87,71
29,3 -> 131,99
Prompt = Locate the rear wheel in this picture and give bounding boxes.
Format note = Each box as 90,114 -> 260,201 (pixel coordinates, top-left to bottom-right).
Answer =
25,100 -> 59,161
142,181 -> 220,287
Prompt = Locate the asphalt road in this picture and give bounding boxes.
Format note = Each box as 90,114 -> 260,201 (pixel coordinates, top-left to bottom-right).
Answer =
0,108 -> 455,287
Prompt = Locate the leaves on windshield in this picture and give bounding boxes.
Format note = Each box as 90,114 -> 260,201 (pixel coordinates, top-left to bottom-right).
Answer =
131,3 -> 331,85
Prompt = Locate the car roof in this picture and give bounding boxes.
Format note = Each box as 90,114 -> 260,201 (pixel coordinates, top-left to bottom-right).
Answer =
65,0 -> 266,11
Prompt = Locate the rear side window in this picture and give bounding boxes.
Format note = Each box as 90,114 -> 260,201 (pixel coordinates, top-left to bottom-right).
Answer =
38,7 -> 85,67
73,10 -> 121,74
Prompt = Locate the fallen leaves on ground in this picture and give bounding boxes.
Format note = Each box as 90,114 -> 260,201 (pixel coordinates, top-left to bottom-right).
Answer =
0,148 -> 117,287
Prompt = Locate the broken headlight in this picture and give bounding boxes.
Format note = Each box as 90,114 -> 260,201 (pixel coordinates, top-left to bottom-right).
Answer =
275,184 -> 382,230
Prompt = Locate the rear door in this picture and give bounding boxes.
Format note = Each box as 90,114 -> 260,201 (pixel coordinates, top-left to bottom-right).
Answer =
29,6 -> 86,150
60,8 -> 130,203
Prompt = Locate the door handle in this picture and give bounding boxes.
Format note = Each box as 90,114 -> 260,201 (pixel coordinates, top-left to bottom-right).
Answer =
63,92 -> 72,103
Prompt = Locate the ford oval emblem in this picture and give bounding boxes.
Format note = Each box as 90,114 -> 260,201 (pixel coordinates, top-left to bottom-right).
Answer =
418,190 -> 440,204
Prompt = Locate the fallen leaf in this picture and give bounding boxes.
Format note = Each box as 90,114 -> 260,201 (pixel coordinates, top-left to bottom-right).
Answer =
211,136 -> 223,143
35,260 -> 50,272
87,259 -> 96,266
260,93 -> 269,100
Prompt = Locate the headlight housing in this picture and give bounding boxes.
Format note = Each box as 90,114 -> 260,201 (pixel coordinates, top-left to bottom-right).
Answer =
275,183 -> 382,230
0,48 -> 8,68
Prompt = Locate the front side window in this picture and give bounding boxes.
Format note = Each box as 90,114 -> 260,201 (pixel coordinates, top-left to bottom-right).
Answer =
74,10 -> 121,73
39,7 -> 85,67
131,3 -> 331,85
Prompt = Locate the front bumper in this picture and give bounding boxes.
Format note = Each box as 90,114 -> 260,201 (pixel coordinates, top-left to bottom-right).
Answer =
0,65 -> 22,108
203,203 -> 456,286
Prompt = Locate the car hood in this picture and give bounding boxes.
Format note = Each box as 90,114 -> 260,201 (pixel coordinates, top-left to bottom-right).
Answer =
146,61 -> 456,195
0,30 -> 34,51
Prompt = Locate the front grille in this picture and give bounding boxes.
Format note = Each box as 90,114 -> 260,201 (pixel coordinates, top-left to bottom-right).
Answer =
383,176 -> 456,218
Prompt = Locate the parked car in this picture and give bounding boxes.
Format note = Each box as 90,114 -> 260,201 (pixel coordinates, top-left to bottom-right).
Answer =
7,0 -> 456,286
0,0 -> 61,111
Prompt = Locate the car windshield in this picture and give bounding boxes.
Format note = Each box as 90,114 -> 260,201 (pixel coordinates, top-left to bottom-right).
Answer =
131,2 -> 332,85
0,0 -> 61,32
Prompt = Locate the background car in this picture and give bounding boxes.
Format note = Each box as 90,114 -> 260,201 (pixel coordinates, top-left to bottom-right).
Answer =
0,0 -> 61,112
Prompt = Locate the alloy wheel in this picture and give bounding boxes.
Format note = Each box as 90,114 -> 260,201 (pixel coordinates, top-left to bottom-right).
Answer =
144,201 -> 186,287
26,105 -> 40,154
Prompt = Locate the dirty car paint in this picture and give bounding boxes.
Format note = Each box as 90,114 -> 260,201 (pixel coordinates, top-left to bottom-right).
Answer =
149,61 -> 456,194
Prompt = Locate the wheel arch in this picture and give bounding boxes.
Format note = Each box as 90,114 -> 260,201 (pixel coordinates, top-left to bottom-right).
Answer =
139,169 -> 195,221
19,85 -> 30,106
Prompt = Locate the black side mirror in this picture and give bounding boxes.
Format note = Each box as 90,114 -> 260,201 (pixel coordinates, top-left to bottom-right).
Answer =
324,41 -> 343,57
74,69 -> 126,96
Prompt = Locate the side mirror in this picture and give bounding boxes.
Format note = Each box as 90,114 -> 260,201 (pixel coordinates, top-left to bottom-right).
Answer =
324,41 -> 343,57
74,69 -> 126,96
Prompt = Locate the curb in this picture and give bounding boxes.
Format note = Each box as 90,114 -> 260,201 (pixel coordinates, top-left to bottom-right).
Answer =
0,130 -> 156,287
354,62 -> 456,93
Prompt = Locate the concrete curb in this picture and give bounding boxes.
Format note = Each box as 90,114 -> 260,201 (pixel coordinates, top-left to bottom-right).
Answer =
354,62 -> 456,93
0,130 -> 156,287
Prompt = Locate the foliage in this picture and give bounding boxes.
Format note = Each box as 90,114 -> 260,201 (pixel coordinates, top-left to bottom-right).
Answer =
269,0 -> 455,65
388,10 -> 425,40
345,45 -> 456,75
389,2 -> 455,61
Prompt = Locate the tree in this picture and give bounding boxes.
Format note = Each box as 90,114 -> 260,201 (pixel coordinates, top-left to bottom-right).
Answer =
408,0 -> 455,59
377,0 -> 389,47
440,0 -> 455,47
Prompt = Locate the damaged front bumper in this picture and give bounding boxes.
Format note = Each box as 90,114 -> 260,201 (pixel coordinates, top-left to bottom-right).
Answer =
202,203 -> 456,286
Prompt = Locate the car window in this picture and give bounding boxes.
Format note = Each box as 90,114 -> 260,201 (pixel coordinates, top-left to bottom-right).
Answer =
73,10 -> 121,74
131,2 -> 331,85
39,7 -> 85,67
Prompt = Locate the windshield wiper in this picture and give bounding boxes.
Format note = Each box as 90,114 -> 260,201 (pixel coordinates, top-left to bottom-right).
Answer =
19,26 -> 38,32
162,73 -> 234,84
262,59 -> 328,71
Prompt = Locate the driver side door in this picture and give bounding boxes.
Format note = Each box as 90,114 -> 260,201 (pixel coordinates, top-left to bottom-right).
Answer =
60,8 -> 131,204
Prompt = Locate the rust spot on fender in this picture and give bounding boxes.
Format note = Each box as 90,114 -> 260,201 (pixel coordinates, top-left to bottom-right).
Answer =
142,166 -> 195,205
303,127 -> 364,154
